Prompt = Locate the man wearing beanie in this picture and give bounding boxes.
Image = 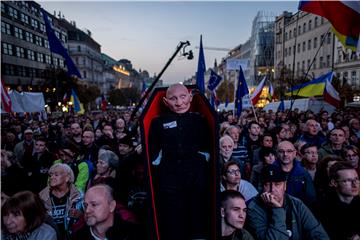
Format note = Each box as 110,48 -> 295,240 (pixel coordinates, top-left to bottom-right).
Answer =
245,165 -> 329,240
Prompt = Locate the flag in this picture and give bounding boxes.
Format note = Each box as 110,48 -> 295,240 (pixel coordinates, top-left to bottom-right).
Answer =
1,79 -> 12,113
235,66 -> 249,117
207,69 -> 222,91
324,76 -> 341,108
298,1 -> 360,40
101,94 -> 107,112
196,35 -> 206,93
225,96 -> 229,108
41,9 -> 82,78
268,82 -> 274,101
70,88 -> 84,114
286,71 -> 333,97
332,27 -> 358,52
278,99 -> 285,112
210,91 -> 215,107
250,75 -> 266,105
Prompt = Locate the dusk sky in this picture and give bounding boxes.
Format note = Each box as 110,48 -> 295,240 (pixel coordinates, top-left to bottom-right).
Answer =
41,1 -> 299,84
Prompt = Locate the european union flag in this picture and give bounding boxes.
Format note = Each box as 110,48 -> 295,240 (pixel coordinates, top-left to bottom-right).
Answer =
207,69 -> 222,91
196,35 -> 206,93
41,9 -> 82,78
235,66 -> 249,117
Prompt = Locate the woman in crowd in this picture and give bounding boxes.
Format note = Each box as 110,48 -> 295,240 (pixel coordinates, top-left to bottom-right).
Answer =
250,147 -> 276,192
87,149 -> 119,189
39,163 -> 82,240
2,191 -> 57,240
220,161 -> 258,202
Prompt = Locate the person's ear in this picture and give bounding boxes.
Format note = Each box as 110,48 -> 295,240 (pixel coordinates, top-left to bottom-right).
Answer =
189,92 -> 193,102
163,97 -> 169,107
329,179 -> 337,188
221,207 -> 225,218
109,200 -> 116,213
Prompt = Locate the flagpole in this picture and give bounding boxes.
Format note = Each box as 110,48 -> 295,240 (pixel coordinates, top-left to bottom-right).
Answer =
250,98 -> 258,122
232,70 -> 236,118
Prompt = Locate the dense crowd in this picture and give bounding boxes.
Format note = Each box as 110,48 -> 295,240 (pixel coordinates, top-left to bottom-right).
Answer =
1,92 -> 360,239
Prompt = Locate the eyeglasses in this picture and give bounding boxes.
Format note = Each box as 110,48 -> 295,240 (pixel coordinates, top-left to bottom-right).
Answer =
278,149 -> 296,155
336,178 -> 359,185
227,169 -> 241,176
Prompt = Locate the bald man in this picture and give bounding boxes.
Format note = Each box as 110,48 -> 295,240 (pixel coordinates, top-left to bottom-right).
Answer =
72,185 -> 139,240
149,83 -> 212,240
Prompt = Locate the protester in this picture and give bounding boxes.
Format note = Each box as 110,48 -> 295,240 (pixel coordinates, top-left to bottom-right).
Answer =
2,191 -> 57,240
72,184 -> 140,240
344,145 -> 360,176
221,190 -> 254,240
300,143 -> 319,180
246,165 -> 329,240
39,163 -> 82,240
316,162 -> 360,240
250,147 -> 276,192
219,135 -> 235,168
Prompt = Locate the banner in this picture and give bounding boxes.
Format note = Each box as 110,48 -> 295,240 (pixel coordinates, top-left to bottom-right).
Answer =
226,58 -> 250,71
8,91 -> 45,113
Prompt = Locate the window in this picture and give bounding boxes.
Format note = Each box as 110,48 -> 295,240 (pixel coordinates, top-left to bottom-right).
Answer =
55,31 -> 60,39
297,43 -> 300,53
40,23 -> 45,32
314,37 -> 317,49
83,71 -> 87,78
1,21 -> 11,34
45,55 -> 51,64
31,18 -> 38,29
29,68 -> 36,78
1,2 -> 5,13
2,42 -> 13,55
307,59 -> 311,69
14,27 -> 23,39
25,32 -> 33,43
321,34 -> 324,43
4,64 -> 15,75
303,22 -> 306,33
35,36 -> 42,46
313,58 -> 317,69
53,57 -> 58,66
78,45 -> 81,52
37,52 -> 44,62
320,56 -> 324,68
61,34 -> 66,43
297,62 -> 300,71
326,55 -> 331,67
59,59 -> 64,67
285,32 -> 288,41
288,47 -> 291,56
44,40 -> 49,49
302,60 -> 305,71
16,46 -> 25,58
8,7 -> 18,19
20,13 -> 29,24
314,17 -> 318,27
27,49 -> 35,60
285,48 -> 287,57
302,42 -> 306,52
327,33 -> 331,44
17,66 -> 26,77
289,30 -> 292,39
298,26 -> 301,35
308,39 -> 311,50
351,71 -> 357,86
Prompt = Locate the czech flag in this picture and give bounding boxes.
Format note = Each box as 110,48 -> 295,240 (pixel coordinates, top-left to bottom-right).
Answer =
1,79 -> 12,113
324,76 -> 341,108
250,75 -> 266,105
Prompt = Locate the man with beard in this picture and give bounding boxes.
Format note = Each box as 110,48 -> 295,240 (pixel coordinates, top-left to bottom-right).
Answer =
69,123 -> 83,148
72,184 -> 140,240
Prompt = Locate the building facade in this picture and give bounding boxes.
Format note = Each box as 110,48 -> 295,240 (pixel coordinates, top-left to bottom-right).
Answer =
1,1 -> 68,88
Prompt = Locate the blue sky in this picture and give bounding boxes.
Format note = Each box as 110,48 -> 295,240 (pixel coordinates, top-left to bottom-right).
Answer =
41,1 -> 298,84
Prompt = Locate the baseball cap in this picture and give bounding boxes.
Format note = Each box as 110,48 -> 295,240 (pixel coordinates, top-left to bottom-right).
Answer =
260,165 -> 287,183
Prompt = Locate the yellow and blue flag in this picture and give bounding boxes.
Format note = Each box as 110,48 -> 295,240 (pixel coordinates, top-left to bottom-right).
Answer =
70,89 -> 85,114
286,71 -> 333,97
332,27 -> 358,52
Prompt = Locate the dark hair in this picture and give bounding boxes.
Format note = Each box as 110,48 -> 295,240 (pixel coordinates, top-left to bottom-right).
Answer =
1,191 -> 46,233
259,147 -> 276,162
343,145 -> 359,156
221,161 -> 239,176
329,162 -> 356,181
248,121 -> 260,129
300,143 -> 317,155
221,190 -> 245,207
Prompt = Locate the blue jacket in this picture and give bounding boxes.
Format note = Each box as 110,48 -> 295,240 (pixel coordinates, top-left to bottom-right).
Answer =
275,160 -> 316,207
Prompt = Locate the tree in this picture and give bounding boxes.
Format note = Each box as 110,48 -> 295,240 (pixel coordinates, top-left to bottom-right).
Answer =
108,87 -> 140,106
216,81 -> 234,103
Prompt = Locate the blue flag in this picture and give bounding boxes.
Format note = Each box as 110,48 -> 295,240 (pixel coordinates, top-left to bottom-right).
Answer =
207,69 -> 222,91
225,96 -> 229,108
210,91 -> 215,107
41,9 -> 82,78
278,99 -> 285,112
235,66 -> 249,118
196,35 -> 206,93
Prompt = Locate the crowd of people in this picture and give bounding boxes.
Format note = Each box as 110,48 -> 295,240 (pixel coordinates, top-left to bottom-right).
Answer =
1,84 -> 360,240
